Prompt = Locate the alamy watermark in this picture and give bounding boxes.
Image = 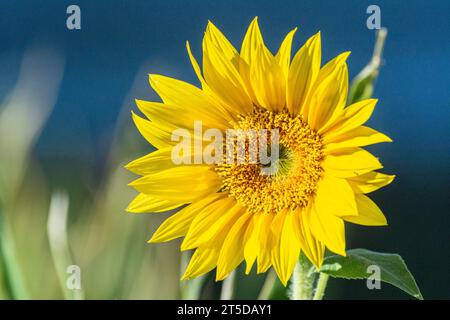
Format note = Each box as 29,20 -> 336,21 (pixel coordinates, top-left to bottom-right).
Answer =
366,5 -> 381,30
66,265 -> 82,290
366,265 -> 381,290
171,121 -> 280,176
66,5 -> 81,30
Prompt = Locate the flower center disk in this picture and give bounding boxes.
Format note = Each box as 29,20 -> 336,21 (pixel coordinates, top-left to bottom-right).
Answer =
216,108 -> 324,214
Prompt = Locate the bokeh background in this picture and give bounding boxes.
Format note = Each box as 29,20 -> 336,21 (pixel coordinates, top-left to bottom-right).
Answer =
0,0 -> 449,299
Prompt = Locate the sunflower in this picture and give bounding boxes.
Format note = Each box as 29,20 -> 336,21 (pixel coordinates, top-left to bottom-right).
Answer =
126,17 -> 394,285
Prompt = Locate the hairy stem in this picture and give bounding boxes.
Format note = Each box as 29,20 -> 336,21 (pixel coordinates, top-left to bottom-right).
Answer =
290,254 -> 315,300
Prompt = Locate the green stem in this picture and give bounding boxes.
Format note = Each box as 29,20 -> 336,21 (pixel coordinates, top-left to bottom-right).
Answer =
313,273 -> 329,300
290,253 -> 315,300
348,28 -> 388,104
372,28 -> 387,67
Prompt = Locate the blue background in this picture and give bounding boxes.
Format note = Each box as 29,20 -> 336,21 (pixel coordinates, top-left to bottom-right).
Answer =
0,0 -> 449,299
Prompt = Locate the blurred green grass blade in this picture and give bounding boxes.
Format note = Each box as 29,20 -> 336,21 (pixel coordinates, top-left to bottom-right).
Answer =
257,270 -> 277,300
348,28 -> 387,104
0,45 -> 64,203
220,270 -> 235,300
47,191 -> 84,300
0,203 -> 29,299
0,45 -> 64,300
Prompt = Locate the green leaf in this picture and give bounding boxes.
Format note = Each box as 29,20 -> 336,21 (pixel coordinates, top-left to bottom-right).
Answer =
319,249 -> 423,300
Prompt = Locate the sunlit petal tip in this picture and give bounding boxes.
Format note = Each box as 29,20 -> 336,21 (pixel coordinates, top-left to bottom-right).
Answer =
245,16 -> 262,41
181,267 -> 195,281
206,20 -> 220,33
134,99 -> 147,112
127,180 -> 136,187
180,246 -> 191,252
135,98 -> 147,106
148,74 -> 162,87
180,274 -> 189,281
244,263 -> 253,275
280,277 -> 289,287
124,160 -> 134,171
125,203 -> 138,213
340,51 -> 352,61
180,240 -> 193,252
124,207 -> 134,214
215,270 -> 227,282
127,175 -> 147,187
311,259 -> 322,269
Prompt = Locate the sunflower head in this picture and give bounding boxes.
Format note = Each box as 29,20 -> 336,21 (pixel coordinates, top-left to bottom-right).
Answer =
126,17 -> 394,286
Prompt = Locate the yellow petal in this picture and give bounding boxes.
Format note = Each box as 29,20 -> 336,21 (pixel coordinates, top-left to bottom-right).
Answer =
249,44 -> 285,111
216,212 -> 253,281
308,52 -> 350,130
257,213 -> 275,273
243,214 -> 260,274
322,147 -> 383,178
205,20 -> 240,65
275,28 -> 297,79
126,148 -> 174,175
203,22 -> 253,114
239,18 -> 286,111
181,198 -> 242,250
343,194 -> 388,226
126,193 -> 182,213
186,41 -> 208,88
238,17 -> 264,104
149,194 -> 223,243
293,207 -> 325,268
270,209 -> 287,283
314,174 -> 358,217
308,204 -> 346,256
324,126 -> 392,154
131,111 -> 173,149
321,98 -> 378,138
240,17 -> 264,64
287,32 -> 321,115
181,246 -> 220,280
136,99 -> 229,132
273,210 -> 301,286
347,171 -> 396,194
129,166 -> 221,202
